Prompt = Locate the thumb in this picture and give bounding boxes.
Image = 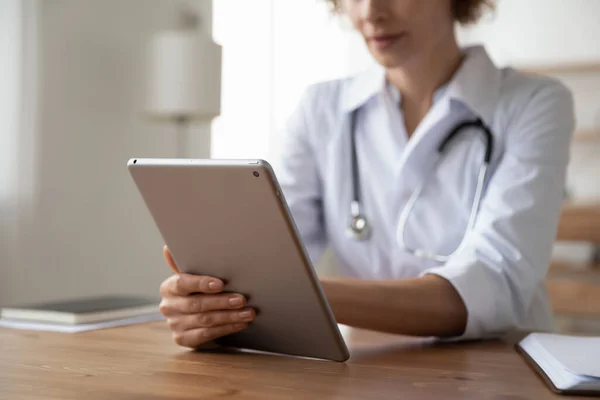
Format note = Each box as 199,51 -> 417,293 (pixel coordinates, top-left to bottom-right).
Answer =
163,245 -> 180,274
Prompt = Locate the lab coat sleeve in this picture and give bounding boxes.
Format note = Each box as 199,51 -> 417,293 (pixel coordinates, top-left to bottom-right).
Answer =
422,80 -> 575,340
276,87 -> 328,264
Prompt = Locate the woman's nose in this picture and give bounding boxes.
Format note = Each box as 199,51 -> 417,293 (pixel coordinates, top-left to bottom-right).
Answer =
359,0 -> 388,23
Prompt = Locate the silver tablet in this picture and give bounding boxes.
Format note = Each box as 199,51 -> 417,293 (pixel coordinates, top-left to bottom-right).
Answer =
127,158 -> 349,362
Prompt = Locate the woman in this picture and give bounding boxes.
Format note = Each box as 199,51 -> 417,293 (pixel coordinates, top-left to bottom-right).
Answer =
159,0 -> 574,348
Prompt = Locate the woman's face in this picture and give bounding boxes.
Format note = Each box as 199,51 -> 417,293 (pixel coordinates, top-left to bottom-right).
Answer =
341,0 -> 455,68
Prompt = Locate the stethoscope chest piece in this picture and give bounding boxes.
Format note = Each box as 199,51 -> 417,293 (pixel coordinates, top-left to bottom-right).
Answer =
347,214 -> 370,240
346,200 -> 371,240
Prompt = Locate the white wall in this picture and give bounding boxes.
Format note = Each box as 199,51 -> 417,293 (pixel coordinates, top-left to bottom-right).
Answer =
457,0 -> 600,66
0,1 -> 21,205
0,0 -> 214,306
0,0 -> 23,304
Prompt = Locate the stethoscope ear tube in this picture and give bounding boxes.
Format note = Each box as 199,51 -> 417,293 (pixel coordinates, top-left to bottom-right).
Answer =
438,118 -> 494,163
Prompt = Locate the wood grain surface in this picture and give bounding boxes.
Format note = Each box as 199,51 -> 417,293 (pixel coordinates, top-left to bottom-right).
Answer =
556,203 -> 600,243
0,322 -> 579,399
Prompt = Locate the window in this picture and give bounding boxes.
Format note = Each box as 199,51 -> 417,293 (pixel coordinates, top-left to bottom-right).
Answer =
211,0 -> 373,170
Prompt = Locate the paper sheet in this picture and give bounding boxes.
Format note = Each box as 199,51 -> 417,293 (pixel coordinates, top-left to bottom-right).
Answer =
533,333 -> 600,378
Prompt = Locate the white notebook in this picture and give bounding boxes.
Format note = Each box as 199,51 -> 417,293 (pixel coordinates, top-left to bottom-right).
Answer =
517,333 -> 600,395
0,312 -> 164,333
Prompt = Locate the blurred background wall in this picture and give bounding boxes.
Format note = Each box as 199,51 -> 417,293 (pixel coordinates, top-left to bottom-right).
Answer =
0,0 -> 213,305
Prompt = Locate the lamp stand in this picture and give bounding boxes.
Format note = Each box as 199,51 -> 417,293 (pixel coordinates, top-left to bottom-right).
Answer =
175,115 -> 190,158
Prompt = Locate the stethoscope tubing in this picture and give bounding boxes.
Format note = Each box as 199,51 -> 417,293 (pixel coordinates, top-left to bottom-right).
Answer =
346,108 -> 494,261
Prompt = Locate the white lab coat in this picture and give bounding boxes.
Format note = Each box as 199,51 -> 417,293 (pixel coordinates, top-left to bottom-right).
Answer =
277,46 -> 575,340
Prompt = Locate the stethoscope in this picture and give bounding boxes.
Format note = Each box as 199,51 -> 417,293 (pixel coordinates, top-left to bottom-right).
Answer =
346,108 -> 494,262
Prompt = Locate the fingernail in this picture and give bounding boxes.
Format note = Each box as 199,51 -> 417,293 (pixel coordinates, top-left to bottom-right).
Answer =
233,323 -> 247,330
229,296 -> 244,307
239,310 -> 254,321
208,280 -> 222,290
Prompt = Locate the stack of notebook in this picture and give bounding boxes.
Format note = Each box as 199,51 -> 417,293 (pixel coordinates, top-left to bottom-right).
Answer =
0,295 -> 163,332
517,332 -> 600,395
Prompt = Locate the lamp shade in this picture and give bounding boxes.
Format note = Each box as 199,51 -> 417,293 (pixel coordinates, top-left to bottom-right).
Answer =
146,29 -> 221,121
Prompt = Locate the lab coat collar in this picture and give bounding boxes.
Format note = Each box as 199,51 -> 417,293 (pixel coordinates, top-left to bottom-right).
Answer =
340,63 -> 387,113
340,45 -> 502,126
445,45 -> 502,127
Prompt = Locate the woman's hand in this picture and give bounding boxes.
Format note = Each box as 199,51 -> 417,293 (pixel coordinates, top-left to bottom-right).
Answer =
159,246 -> 256,349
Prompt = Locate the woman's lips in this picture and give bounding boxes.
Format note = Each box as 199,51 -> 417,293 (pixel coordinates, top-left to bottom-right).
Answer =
368,33 -> 406,51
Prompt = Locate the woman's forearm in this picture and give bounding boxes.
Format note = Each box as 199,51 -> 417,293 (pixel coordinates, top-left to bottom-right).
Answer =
320,275 -> 467,337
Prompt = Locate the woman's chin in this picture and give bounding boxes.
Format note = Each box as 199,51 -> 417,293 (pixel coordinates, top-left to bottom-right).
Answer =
368,44 -> 415,69
371,52 -> 413,69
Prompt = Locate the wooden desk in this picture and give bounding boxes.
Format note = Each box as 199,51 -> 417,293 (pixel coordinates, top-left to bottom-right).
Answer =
0,322 -> 573,399
556,203 -> 600,243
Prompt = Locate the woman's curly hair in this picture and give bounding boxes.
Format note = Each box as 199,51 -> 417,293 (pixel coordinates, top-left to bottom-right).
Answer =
325,0 -> 493,25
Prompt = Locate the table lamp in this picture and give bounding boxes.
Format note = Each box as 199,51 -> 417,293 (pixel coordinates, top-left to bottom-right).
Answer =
145,9 -> 221,157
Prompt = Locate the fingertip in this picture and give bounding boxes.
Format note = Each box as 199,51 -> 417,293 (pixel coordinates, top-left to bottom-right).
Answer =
207,278 -> 224,292
233,323 -> 248,330
227,295 -> 245,308
248,307 -> 257,318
